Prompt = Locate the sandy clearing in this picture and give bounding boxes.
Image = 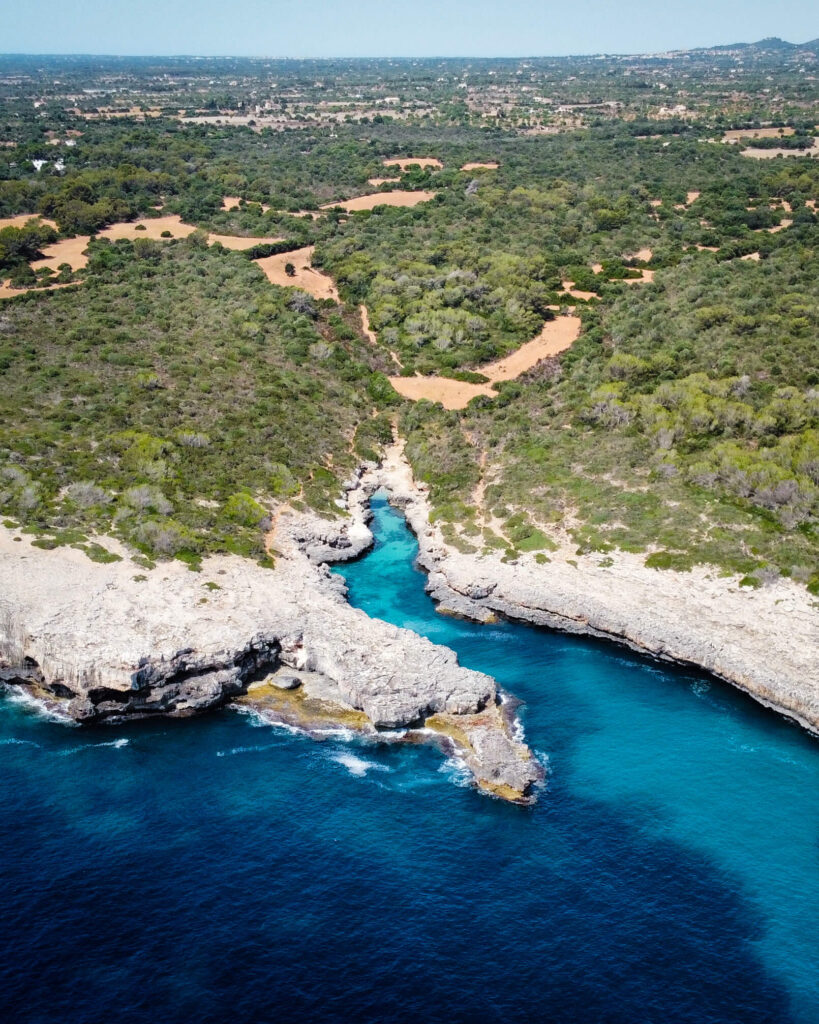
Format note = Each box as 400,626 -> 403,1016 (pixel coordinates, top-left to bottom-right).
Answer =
623,269 -> 655,284
461,162 -> 499,171
686,190 -> 700,205
694,244 -> 720,252
741,252 -> 761,262
561,280 -> 597,301
382,157 -> 442,170
807,199 -> 817,210
320,190 -> 436,213
757,218 -> 793,234
741,140 -> 819,159
626,247 -> 653,262
388,315 -> 581,411
360,305 -> 378,345
31,236 -> 92,273
0,214 -> 59,232
0,280 -> 76,300
25,215 -> 286,274
255,245 -> 339,301
723,127 -> 795,142
480,317 -> 581,382
98,215 -> 196,242
208,233 -> 284,250
222,195 -> 275,213
389,376 -> 495,409
367,177 -> 401,186
649,199 -> 662,207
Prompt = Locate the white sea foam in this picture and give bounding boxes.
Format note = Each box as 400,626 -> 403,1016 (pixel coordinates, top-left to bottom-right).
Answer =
217,742 -> 278,758
0,737 -> 41,747
436,755 -> 472,788
60,737 -> 130,755
331,751 -> 390,777
1,685 -> 76,725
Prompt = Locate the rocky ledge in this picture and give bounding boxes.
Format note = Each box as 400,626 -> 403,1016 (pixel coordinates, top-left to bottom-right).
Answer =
318,442 -> 818,738
0,523 -> 542,804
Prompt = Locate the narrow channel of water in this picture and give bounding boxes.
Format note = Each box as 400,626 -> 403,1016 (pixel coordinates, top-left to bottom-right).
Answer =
1,494 -> 817,1023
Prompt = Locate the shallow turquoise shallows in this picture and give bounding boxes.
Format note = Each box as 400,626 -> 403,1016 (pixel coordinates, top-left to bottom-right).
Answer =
1,494 -> 818,1024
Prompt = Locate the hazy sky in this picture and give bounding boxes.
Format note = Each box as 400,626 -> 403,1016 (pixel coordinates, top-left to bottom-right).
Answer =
2,0 -> 817,57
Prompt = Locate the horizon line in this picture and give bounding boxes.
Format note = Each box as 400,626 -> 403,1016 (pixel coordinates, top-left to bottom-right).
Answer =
0,37 -> 813,63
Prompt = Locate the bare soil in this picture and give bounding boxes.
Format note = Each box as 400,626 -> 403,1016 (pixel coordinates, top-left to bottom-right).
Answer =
255,245 -> 339,301
723,127 -> 795,142
388,315 -> 581,410
382,157 -> 442,170
320,190 -> 436,212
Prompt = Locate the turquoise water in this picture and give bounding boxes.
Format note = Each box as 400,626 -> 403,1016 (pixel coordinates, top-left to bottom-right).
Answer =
1,493 -> 818,1023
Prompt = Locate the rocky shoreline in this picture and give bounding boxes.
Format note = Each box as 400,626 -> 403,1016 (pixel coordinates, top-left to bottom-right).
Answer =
328,443 -> 819,737
0,514 -> 542,804
1,439 -> 816,803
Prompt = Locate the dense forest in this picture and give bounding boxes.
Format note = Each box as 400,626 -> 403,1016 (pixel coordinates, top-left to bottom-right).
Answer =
0,52 -> 816,588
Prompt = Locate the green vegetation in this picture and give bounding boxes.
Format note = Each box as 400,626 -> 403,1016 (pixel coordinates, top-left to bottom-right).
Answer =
0,50 -> 817,585
0,239 -> 383,560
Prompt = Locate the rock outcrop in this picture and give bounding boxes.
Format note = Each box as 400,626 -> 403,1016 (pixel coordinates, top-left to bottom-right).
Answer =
0,519 -> 542,804
336,442 -> 819,737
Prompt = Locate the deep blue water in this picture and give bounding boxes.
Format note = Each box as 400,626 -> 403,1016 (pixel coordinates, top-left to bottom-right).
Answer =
2,494 -> 818,1024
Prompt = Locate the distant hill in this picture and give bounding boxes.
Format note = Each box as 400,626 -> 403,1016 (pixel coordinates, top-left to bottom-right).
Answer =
697,36 -> 818,54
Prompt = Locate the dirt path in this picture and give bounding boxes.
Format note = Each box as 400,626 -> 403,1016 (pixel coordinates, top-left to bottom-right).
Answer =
461,162 -> 499,171
389,315 -> 582,411
360,305 -> 378,344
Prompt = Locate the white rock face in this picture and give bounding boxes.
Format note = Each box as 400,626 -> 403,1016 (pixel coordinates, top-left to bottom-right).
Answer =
351,443 -> 819,735
0,517 -> 541,800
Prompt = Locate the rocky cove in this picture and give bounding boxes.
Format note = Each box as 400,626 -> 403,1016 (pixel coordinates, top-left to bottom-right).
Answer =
329,443 -> 818,737
0,440 -> 817,806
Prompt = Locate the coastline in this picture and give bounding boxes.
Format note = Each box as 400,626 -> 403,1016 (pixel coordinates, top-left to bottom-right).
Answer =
0,515 -> 541,804
336,442 -> 819,737
1,437 -> 816,804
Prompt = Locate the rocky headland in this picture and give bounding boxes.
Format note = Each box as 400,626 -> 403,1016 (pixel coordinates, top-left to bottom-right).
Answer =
0,516 -> 542,804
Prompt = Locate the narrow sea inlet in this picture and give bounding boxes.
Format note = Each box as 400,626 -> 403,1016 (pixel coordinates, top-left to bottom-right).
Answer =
2,495 -> 818,1023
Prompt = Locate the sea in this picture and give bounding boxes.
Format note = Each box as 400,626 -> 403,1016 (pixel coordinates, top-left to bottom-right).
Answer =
1,493 -> 817,1023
